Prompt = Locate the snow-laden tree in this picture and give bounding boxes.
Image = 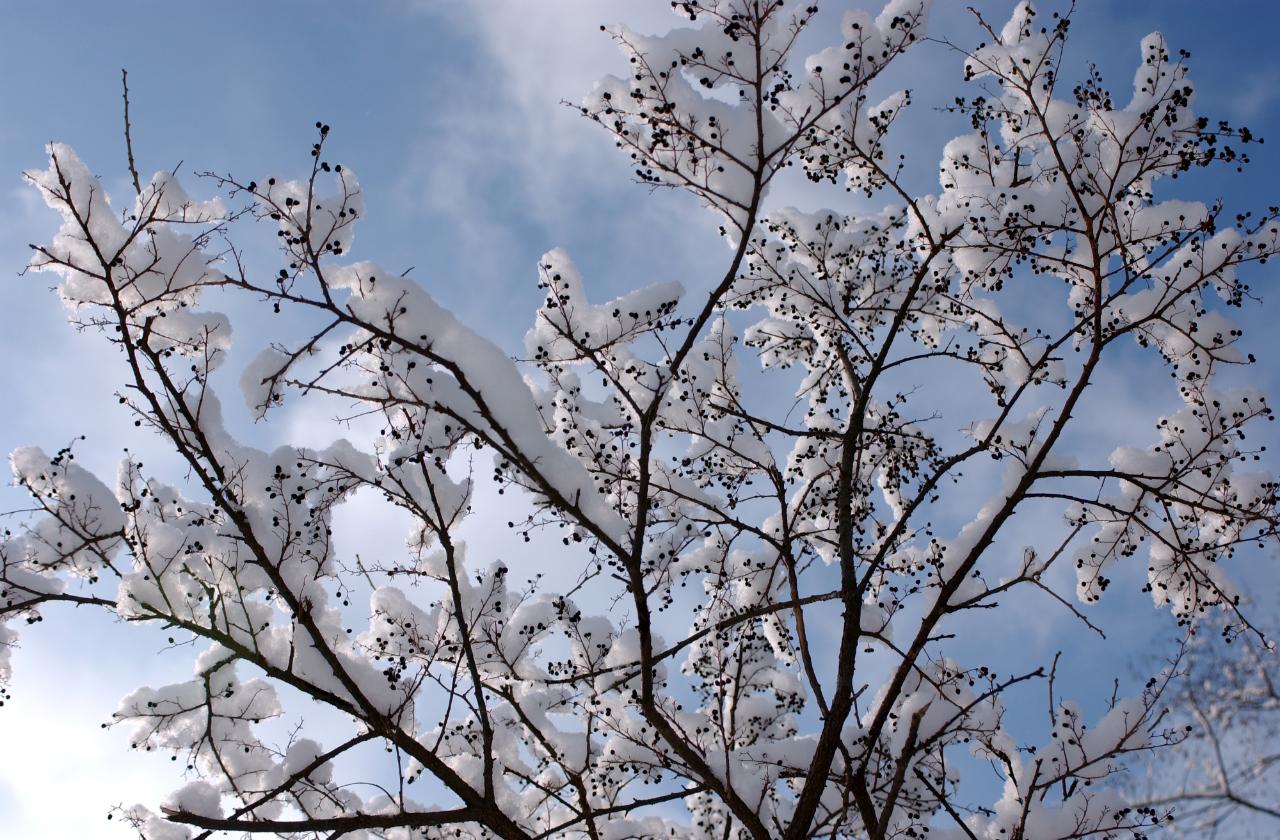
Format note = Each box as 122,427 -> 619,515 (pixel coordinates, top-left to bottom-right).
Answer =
3,2 -> 1278,838
1129,613 -> 1280,837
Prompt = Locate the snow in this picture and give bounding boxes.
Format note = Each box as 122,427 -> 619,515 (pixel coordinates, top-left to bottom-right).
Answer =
162,780 -> 222,819
5,1 -> 1278,837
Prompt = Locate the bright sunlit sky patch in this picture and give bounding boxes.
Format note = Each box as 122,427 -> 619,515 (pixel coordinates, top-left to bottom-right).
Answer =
1,2 -> 1278,837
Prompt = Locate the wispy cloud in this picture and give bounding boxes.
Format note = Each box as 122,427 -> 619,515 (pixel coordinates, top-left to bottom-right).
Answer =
1231,67 -> 1280,122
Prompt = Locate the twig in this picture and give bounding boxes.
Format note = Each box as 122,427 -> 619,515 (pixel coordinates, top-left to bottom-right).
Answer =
121,68 -> 142,195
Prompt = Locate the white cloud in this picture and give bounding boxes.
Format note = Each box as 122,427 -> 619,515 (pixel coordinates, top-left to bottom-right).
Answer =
0,614 -> 189,839
1231,67 -> 1280,122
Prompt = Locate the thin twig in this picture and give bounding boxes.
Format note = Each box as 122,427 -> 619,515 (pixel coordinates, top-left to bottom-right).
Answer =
121,68 -> 142,196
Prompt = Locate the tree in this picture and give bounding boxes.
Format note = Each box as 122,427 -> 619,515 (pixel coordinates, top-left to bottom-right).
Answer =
2,1 -> 1277,837
1129,613 -> 1280,837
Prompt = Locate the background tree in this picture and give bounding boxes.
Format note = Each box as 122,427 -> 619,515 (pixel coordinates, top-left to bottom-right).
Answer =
2,1 -> 1277,838
1129,611 -> 1280,837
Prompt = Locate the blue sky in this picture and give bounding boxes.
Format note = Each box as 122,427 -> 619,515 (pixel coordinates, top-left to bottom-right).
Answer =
1,2 -> 1278,837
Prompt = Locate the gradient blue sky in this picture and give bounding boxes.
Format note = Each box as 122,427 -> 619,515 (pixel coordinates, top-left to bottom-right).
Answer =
1,2 -> 1278,837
